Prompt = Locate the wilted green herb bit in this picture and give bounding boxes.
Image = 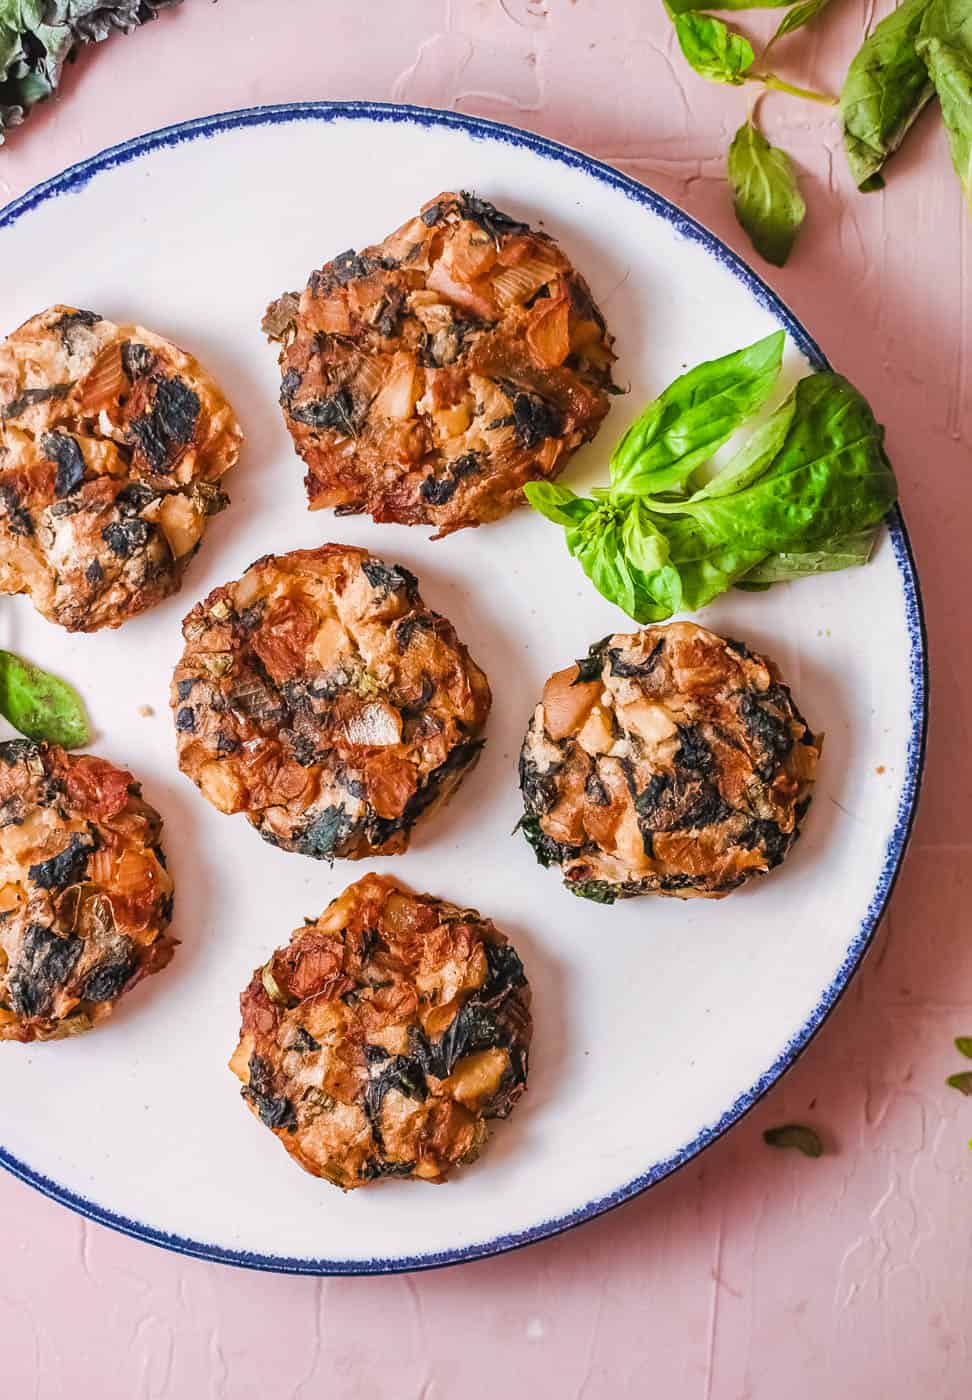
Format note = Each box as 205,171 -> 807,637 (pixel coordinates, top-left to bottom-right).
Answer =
954,1036 -> 972,1058
946,1072 -> 972,1095
0,1 -> 181,143
763,1123 -> 824,1156
729,114 -> 807,267
0,650 -> 89,748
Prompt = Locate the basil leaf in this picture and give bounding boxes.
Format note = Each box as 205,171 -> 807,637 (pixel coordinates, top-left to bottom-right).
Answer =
728,117 -> 807,266
608,330 -> 785,498
917,0 -> 972,212
0,2 -> 179,144
0,650 -> 90,748
763,1124 -> 823,1156
946,1072 -> 972,1095
840,0 -> 936,190
524,481 -> 597,527
688,393 -> 797,500
740,526 -> 877,583
955,1036 -> 972,1057
672,10 -> 755,84
769,0 -> 834,44
667,373 -> 897,555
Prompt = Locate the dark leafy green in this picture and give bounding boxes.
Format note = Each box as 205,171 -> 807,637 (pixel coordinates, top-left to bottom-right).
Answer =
671,9 -> 755,83
917,0 -> 972,211
525,337 -> 898,624
763,1123 -> 824,1156
946,1071 -> 972,1095
0,1 -> 180,143
955,1036 -> 972,1058
0,650 -> 89,747
840,0 -> 935,190
729,116 -> 807,266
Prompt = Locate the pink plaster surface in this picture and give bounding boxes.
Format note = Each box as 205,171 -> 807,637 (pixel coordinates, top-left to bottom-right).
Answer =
0,1 -> 968,1395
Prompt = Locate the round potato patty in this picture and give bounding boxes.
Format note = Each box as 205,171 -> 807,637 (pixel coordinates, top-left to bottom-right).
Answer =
0,305 -> 242,630
230,873 -> 532,1188
263,190 -> 616,535
518,622 -> 820,902
0,739 -> 175,1042
172,545 -> 491,859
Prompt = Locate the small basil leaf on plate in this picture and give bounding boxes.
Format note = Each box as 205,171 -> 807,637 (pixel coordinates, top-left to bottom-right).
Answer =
946,1072 -> 972,1094
916,0 -> 972,211
728,116 -> 806,266
763,1123 -> 824,1156
954,1036 -> 972,1057
608,330 -> 784,498
840,0 -> 936,190
671,10 -> 756,84
0,650 -> 90,748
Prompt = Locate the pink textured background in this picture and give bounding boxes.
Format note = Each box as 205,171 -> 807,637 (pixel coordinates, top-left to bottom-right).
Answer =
1,1 -> 968,1395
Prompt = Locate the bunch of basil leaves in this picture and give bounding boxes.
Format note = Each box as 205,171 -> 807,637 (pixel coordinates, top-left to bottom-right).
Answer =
0,1 -> 180,142
666,0 -> 972,267
524,331 -> 898,623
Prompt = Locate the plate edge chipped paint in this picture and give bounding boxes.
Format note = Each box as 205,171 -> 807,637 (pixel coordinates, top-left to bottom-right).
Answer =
0,101 -> 929,1276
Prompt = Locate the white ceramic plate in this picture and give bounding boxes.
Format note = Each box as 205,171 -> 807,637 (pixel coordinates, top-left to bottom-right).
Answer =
0,104 -> 925,1274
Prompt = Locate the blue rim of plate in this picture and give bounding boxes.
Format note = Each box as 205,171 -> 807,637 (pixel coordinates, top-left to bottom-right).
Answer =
0,100 -> 928,1276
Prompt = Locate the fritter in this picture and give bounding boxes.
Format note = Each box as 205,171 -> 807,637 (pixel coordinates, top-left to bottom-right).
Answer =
518,622 -> 820,902
230,873 -> 532,1188
263,190 -> 616,535
172,545 -> 491,859
0,739 -> 175,1042
0,305 -> 242,631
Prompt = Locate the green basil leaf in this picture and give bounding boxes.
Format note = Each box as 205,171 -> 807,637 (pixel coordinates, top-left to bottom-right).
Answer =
946,1071 -> 972,1095
688,392 -> 798,500
769,0 -> 834,44
740,525 -> 877,582
955,1036 -> 972,1058
728,117 -> 806,266
0,650 -> 90,748
916,0 -> 972,212
840,0 -> 935,190
667,372 -> 898,554
524,481 -> 597,527
609,330 -> 785,498
762,1123 -> 824,1156
672,10 -> 755,84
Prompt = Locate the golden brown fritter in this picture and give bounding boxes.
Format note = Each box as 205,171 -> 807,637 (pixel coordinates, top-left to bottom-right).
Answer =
172,545 -> 491,860
0,739 -> 175,1042
519,622 -> 820,902
263,191 -> 616,536
0,305 -> 242,631
229,873 -> 532,1188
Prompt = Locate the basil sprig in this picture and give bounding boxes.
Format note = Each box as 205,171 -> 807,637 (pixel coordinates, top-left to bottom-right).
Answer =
0,650 -> 90,748
525,332 -> 898,625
